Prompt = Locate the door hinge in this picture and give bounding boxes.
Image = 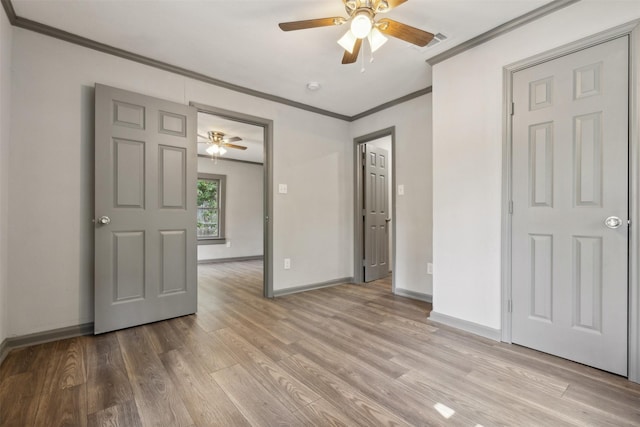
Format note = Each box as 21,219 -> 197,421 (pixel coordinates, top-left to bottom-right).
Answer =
508,299 -> 512,313
510,102 -> 515,116
629,219 -> 632,227
362,259 -> 366,267
362,209 -> 366,217
508,200 -> 513,214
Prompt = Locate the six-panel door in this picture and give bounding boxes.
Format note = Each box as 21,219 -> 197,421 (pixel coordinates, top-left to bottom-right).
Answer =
511,37 -> 629,375
94,84 -> 197,334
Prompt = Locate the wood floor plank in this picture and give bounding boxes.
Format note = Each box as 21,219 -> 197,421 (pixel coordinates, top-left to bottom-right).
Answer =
3,260 -> 640,426
160,348 -> 252,426
211,363 -> 302,427
0,372 -> 39,426
40,337 -> 87,394
291,398 -> 362,427
117,328 -> 194,427
169,316 -> 237,373
291,338 -> 474,426
282,309 -> 409,379
215,327 -> 321,412
33,383 -> 88,427
278,353 -> 413,427
142,321 -> 185,355
86,333 -> 134,415
87,401 -> 142,427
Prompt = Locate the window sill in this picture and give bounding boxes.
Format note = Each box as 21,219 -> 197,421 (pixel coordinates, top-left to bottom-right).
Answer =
197,238 -> 227,246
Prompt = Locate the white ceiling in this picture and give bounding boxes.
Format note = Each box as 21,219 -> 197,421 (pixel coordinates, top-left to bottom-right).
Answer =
197,112 -> 264,163
11,0 -> 554,116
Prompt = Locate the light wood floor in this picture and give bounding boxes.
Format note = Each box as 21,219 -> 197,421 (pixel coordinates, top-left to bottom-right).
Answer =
2,260 -> 640,426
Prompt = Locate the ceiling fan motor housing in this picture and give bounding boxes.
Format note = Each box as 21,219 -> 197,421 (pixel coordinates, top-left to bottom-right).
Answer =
345,0 -> 389,16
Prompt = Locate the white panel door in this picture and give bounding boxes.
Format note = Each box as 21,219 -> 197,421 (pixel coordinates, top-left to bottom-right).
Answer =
511,37 -> 629,375
94,84 -> 197,334
364,144 -> 390,282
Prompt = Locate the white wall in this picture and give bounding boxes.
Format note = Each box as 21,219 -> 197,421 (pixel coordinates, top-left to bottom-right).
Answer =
432,1 -> 640,330
197,158 -> 263,261
350,95 -> 433,296
8,28 -> 352,337
0,9 -> 12,345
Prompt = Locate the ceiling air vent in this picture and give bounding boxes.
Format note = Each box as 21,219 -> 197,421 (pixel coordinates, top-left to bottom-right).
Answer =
426,33 -> 447,47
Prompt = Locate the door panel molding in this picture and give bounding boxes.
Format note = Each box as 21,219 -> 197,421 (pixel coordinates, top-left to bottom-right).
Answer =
502,20 -> 640,383
353,127 -> 395,290
190,102 -> 273,298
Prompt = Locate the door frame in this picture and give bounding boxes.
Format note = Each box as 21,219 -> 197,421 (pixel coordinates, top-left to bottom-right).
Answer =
500,20 -> 640,383
190,102 -> 274,298
353,127 -> 396,290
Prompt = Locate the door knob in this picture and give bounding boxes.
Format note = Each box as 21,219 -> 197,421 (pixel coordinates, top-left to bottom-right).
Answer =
97,216 -> 111,225
604,216 -> 622,229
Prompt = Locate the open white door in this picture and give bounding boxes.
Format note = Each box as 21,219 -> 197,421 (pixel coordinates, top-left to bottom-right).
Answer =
94,84 -> 197,334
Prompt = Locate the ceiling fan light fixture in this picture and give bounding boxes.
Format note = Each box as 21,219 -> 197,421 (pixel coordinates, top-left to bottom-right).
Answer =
337,30 -> 357,53
350,11 -> 373,39
219,146 -> 227,155
206,144 -> 220,155
368,27 -> 388,52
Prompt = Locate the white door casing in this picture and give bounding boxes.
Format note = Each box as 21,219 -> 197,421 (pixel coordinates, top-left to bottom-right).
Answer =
511,37 -> 629,375
94,84 -> 197,334
364,144 -> 390,282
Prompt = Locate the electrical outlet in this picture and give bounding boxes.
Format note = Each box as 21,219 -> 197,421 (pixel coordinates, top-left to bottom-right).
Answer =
226,241 -> 231,248
427,263 -> 433,275
284,258 -> 291,270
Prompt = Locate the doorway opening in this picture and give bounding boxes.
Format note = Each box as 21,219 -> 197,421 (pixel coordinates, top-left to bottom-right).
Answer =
353,127 -> 396,293
191,103 -> 273,301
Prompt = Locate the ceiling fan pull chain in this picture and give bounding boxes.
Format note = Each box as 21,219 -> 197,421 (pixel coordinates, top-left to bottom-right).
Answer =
361,40 -> 366,73
369,37 -> 375,63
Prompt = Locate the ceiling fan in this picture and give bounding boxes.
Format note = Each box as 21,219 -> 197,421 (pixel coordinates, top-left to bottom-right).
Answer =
198,131 -> 247,156
278,0 -> 434,64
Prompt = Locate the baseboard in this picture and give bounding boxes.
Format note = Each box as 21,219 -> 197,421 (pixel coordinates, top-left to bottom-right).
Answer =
0,322 -> 94,366
198,255 -> 263,264
428,311 -> 501,341
273,277 -> 353,297
0,338 -> 9,367
393,288 -> 432,303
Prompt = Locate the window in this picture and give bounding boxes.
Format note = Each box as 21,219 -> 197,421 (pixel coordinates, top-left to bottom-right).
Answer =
197,173 -> 226,244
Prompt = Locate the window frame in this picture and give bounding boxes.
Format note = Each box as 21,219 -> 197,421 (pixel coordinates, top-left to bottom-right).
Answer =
197,173 -> 226,245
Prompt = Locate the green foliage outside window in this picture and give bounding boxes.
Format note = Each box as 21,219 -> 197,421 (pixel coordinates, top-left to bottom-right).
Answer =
197,179 -> 219,238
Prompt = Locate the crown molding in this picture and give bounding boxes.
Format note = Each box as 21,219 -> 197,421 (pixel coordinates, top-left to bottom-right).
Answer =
1,0 -> 433,121
426,0 -> 581,66
350,87 -> 432,121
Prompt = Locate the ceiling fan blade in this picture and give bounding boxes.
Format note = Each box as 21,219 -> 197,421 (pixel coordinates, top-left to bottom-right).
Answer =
198,133 -> 210,140
377,18 -> 434,47
342,38 -> 363,64
279,17 -> 345,31
224,143 -> 248,151
224,136 -> 242,143
385,0 -> 408,10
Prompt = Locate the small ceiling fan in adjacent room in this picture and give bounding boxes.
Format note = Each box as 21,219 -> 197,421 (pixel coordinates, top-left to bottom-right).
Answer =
278,0 -> 434,64
198,131 -> 247,157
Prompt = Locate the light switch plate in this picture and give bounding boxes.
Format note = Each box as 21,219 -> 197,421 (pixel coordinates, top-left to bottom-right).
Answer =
279,184 -> 288,194
398,184 -> 405,196
427,263 -> 433,275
